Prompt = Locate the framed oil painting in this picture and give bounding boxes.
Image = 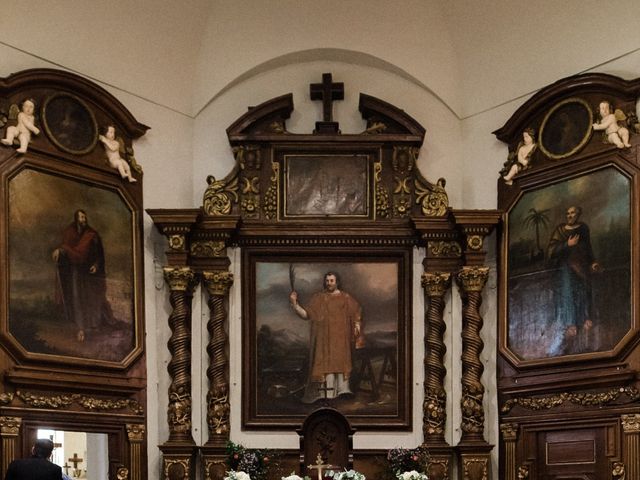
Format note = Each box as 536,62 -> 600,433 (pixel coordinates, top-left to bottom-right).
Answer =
539,98 -> 593,160
503,165 -> 633,364
242,248 -> 412,430
3,166 -> 140,368
42,93 -> 98,155
284,154 -> 370,217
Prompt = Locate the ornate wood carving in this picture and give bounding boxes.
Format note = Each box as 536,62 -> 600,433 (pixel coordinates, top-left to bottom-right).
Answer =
202,271 -> 233,445
421,272 -> 451,442
622,414 -> 640,480
0,416 -> 21,478
127,424 -> 145,480
500,424 -> 518,480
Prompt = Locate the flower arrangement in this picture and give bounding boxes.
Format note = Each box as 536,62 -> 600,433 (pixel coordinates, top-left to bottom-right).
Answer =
226,441 -> 280,480
224,471 -> 252,480
325,469 -> 366,480
281,472 -> 311,480
396,471 -> 428,480
385,446 -> 429,480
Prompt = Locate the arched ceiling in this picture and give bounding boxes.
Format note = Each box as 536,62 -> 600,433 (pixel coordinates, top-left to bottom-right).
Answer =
2,0 -> 639,119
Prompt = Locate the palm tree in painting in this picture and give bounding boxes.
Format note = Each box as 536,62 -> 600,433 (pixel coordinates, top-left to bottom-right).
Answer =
523,207 -> 550,261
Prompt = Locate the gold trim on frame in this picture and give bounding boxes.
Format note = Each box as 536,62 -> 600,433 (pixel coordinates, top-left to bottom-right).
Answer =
538,97 -> 594,159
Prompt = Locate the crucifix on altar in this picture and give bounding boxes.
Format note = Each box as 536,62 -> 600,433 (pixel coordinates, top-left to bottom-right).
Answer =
307,453 -> 338,480
310,72 -> 344,134
68,452 -> 84,477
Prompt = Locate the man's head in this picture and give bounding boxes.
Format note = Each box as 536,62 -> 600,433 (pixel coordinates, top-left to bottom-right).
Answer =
323,272 -> 340,293
566,206 -> 582,225
74,209 -> 88,229
32,438 -> 54,459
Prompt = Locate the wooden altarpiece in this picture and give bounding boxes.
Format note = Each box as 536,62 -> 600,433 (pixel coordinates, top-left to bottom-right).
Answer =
149,74 -> 499,480
495,73 -> 640,480
0,69 -> 148,479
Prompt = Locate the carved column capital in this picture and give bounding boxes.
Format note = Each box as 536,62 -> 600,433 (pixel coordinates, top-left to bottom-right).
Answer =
456,266 -> 489,292
622,413 -> 640,433
163,267 -> 198,292
126,424 -> 145,442
422,272 -> 452,297
0,417 -> 21,436
202,271 -> 234,296
500,423 -> 518,441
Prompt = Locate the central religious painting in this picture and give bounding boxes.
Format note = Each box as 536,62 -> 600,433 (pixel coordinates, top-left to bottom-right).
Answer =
243,249 -> 411,429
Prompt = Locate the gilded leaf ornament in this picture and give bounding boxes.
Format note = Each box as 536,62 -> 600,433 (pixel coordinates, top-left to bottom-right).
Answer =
415,177 -> 448,217
203,174 -> 239,216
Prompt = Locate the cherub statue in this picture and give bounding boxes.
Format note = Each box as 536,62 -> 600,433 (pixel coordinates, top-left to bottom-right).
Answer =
592,100 -> 631,148
501,128 -> 537,185
98,125 -> 137,182
1,99 -> 40,153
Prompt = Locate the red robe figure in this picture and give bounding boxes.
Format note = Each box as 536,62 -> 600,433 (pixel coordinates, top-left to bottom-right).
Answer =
53,209 -> 115,341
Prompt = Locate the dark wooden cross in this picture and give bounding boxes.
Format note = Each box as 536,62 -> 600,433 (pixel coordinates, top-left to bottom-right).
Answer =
310,73 -> 344,133
68,453 -> 83,469
63,462 -> 71,475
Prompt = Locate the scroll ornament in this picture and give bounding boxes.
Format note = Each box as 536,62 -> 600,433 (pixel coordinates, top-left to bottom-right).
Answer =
415,177 -> 448,217
203,174 -> 239,216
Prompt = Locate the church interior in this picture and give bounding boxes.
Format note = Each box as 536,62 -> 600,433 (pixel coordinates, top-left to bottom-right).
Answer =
1,2 -> 640,479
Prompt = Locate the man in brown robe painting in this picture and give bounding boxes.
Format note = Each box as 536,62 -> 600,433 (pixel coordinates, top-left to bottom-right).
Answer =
289,272 -> 365,403
52,209 -> 116,342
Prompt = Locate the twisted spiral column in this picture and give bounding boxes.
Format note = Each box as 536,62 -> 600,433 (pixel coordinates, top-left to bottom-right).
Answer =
421,272 -> 452,443
456,266 -> 489,442
202,271 -> 234,446
163,267 -> 198,444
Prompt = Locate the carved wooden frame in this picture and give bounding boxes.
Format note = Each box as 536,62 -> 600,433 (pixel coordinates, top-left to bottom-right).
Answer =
0,69 -> 148,479
241,246 -> 413,430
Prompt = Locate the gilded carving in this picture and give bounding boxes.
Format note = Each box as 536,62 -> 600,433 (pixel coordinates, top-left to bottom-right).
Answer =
361,121 -> 387,135
0,392 -> 14,404
428,241 -> 462,258
621,413 -> 640,433
207,385 -> 230,436
203,174 -> 239,216
516,466 -> 529,479
204,458 -> 227,480
190,240 -> 226,258
501,386 -> 640,413
461,384 -> 485,433
427,458 -> 449,480
241,195 -> 260,219
462,457 -> 488,480
263,161 -> 278,219
466,235 -> 483,251
203,271 -> 234,296
14,391 -> 144,414
415,177 -> 448,217
269,121 -> 287,134
126,424 -> 146,442
500,423 -> 518,441
374,160 -> 390,218
241,176 -> 260,195
424,387 -> 446,435
392,146 -> 417,175
421,272 -> 452,297
234,145 -> 262,170
16,391 -> 74,408
168,234 -> 185,251
0,416 -> 21,436
457,267 -> 489,293
168,385 -> 192,433
394,195 -> 411,217
163,458 -> 190,480
163,267 -> 197,292
612,462 -> 625,480
116,466 -> 130,480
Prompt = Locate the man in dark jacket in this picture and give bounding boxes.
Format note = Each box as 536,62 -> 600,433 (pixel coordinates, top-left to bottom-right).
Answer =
4,438 -> 62,480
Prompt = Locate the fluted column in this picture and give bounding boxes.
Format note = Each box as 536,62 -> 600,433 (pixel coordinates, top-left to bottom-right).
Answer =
161,266 -> 198,480
0,417 -> 21,478
202,271 -> 233,446
422,271 -> 451,443
500,423 -> 518,480
456,266 -> 492,480
126,424 -> 145,480
622,413 -> 640,480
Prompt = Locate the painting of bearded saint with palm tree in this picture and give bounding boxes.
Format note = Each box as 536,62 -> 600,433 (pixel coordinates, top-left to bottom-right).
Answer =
506,167 -> 631,360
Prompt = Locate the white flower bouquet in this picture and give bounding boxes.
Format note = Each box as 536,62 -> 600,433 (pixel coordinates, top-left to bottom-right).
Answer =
396,471 -> 428,480
281,473 -> 311,480
224,471 -> 251,480
326,469 -> 366,480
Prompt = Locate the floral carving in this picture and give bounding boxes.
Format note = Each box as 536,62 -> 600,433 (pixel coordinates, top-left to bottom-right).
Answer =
203,174 -> 239,216
415,177 -> 448,217
501,386 -> 640,413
